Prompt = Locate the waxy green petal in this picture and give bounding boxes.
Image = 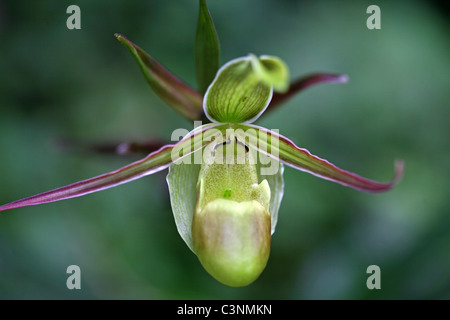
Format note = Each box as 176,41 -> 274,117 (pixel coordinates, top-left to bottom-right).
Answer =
115,34 -> 203,120
204,56 -> 272,123
236,124 -> 403,193
0,124 -> 225,212
195,0 -> 220,94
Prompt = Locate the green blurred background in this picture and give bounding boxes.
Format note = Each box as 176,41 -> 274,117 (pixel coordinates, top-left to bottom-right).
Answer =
0,0 -> 449,299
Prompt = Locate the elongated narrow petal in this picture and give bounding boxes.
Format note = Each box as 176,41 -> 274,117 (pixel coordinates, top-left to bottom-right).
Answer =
0,124 -> 225,212
268,73 -> 349,111
195,0 -> 220,94
236,124 -> 403,193
53,137 -> 168,156
115,34 -> 203,120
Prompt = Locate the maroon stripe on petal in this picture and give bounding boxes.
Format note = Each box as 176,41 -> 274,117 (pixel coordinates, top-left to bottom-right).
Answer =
268,73 -> 349,112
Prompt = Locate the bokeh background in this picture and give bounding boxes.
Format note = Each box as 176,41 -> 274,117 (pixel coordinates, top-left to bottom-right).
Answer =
0,0 -> 448,299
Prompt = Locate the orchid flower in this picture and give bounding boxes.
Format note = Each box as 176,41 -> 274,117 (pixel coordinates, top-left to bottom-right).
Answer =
0,0 -> 403,287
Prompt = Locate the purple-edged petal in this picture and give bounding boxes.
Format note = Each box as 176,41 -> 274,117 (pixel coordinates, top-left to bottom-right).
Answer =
267,73 -> 349,111
115,34 -> 203,120
0,124 -> 225,212
237,124 -> 403,193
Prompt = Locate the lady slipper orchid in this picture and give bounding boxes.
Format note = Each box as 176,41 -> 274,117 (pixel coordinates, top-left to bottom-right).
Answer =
0,0 -> 403,287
